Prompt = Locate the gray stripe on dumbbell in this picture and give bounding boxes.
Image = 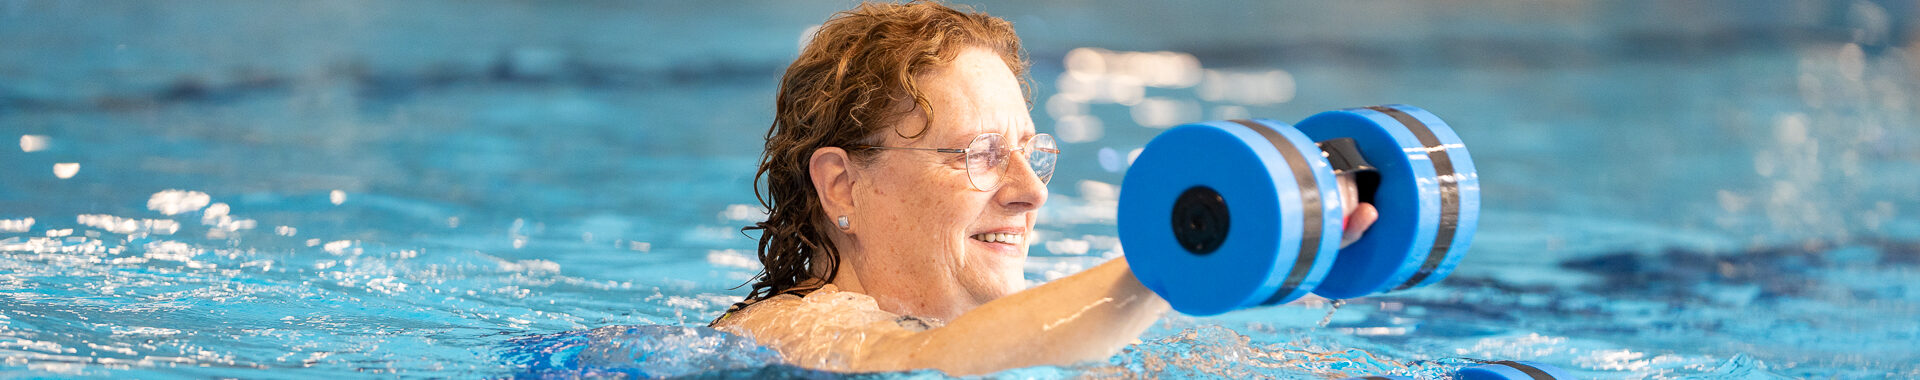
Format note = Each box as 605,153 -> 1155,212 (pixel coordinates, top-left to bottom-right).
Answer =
1227,119 -> 1323,305
1362,105 -> 1460,291
1489,360 -> 1558,380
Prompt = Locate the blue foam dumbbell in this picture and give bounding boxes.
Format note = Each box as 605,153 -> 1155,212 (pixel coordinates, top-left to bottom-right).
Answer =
1455,360 -> 1577,380
1119,105 -> 1480,315
1338,360 -> 1575,380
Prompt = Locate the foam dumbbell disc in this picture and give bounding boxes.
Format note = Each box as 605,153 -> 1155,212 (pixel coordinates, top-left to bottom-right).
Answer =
1119,119 -> 1344,316
1455,361 -> 1576,380
1294,105 -> 1480,299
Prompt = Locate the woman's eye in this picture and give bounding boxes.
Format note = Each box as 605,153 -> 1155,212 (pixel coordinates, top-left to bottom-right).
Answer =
968,150 -> 994,163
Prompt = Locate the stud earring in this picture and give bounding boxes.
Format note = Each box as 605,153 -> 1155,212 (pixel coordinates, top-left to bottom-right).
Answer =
836,216 -> 850,230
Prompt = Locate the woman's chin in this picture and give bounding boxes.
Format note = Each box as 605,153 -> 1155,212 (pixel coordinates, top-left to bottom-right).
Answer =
965,241 -> 1028,290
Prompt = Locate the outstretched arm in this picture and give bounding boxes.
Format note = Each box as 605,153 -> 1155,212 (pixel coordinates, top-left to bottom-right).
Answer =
720,203 -> 1377,375
859,258 -> 1165,374
716,258 -> 1165,376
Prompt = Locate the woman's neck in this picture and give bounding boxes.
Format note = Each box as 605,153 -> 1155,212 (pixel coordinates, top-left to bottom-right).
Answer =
828,261 -> 866,295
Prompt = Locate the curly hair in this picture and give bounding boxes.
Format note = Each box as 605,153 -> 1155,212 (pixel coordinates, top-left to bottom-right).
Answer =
732,1 -> 1029,310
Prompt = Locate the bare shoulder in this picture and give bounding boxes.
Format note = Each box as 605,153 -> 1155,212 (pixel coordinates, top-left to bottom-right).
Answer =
712,286 -> 936,371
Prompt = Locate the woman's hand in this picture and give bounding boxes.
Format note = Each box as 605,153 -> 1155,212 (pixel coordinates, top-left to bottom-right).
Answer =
1341,202 -> 1378,248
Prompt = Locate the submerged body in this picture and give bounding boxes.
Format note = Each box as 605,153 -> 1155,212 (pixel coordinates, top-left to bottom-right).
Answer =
715,260 -> 1167,374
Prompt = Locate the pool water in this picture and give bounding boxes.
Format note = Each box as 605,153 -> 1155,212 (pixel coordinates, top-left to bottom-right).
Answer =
4,1 -> 1918,378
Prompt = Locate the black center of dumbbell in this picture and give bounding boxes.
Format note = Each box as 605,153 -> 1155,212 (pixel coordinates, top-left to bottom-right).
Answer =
1171,186 -> 1229,255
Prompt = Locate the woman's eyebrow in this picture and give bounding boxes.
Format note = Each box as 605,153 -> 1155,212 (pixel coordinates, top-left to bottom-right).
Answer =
945,131 -> 977,147
1008,121 -> 1036,140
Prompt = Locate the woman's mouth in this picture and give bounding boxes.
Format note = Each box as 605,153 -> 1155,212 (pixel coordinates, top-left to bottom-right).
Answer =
969,232 -> 1024,245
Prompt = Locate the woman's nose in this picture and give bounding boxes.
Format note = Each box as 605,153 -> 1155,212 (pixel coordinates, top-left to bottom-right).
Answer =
995,153 -> 1048,212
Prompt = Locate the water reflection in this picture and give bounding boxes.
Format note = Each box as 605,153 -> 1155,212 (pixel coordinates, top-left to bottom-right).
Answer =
0,218 -> 31,233
51,163 -> 79,179
1198,69 -> 1296,106
146,190 -> 211,216
19,135 -> 49,152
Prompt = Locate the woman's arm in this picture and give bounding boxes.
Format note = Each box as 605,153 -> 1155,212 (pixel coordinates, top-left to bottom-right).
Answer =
858,258 -> 1165,374
721,204 -> 1377,375
717,258 -> 1164,375
868,203 -> 1379,374
877,201 -> 1376,373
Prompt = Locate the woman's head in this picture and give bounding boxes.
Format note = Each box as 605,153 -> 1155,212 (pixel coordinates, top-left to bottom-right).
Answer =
744,1 -> 1037,319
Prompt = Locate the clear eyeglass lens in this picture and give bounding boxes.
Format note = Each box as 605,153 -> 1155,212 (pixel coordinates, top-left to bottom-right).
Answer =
1027,133 -> 1057,185
966,133 -> 1004,191
964,132 -> 1058,191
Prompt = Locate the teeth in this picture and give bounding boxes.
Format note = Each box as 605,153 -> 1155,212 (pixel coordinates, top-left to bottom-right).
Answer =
970,232 -> 1023,245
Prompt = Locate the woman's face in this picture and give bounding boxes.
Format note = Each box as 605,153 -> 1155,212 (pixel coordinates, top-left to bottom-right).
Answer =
843,46 -> 1046,320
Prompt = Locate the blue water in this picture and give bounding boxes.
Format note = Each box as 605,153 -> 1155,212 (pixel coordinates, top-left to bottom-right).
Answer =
3,1 -> 1918,378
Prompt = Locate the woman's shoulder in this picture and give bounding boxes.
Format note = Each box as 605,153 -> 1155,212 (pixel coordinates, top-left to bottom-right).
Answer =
715,284 -> 914,332
711,285 -> 943,370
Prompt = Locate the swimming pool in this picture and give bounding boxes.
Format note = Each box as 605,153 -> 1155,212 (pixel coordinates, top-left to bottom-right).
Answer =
3,1 -> 1917,378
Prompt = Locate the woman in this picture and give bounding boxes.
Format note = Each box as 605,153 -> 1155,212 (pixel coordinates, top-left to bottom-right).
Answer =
711,1 -> 1377,375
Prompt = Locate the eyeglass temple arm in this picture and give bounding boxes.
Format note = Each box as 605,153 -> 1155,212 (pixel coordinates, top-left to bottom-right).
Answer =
853,146 -> 968,154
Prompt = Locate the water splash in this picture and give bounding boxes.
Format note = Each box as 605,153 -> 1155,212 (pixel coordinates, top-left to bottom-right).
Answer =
1320,299 -> 1346,327
499,325 -> 784,378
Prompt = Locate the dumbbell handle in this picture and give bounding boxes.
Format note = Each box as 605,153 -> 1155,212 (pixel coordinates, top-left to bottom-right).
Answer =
1317,137 -> 1378,231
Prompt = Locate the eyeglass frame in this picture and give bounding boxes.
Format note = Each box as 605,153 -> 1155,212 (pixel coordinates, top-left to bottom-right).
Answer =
849,132 -> 1059,192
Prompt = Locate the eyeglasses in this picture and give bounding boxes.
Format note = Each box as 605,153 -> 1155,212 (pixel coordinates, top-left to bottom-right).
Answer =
854,132 -> 1058,191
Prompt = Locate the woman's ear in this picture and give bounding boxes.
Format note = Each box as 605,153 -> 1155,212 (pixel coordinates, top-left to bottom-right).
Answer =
809,147 -> 857,228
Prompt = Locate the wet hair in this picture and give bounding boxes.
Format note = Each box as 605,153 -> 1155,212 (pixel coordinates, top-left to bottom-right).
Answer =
732,1 -> 1029,310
